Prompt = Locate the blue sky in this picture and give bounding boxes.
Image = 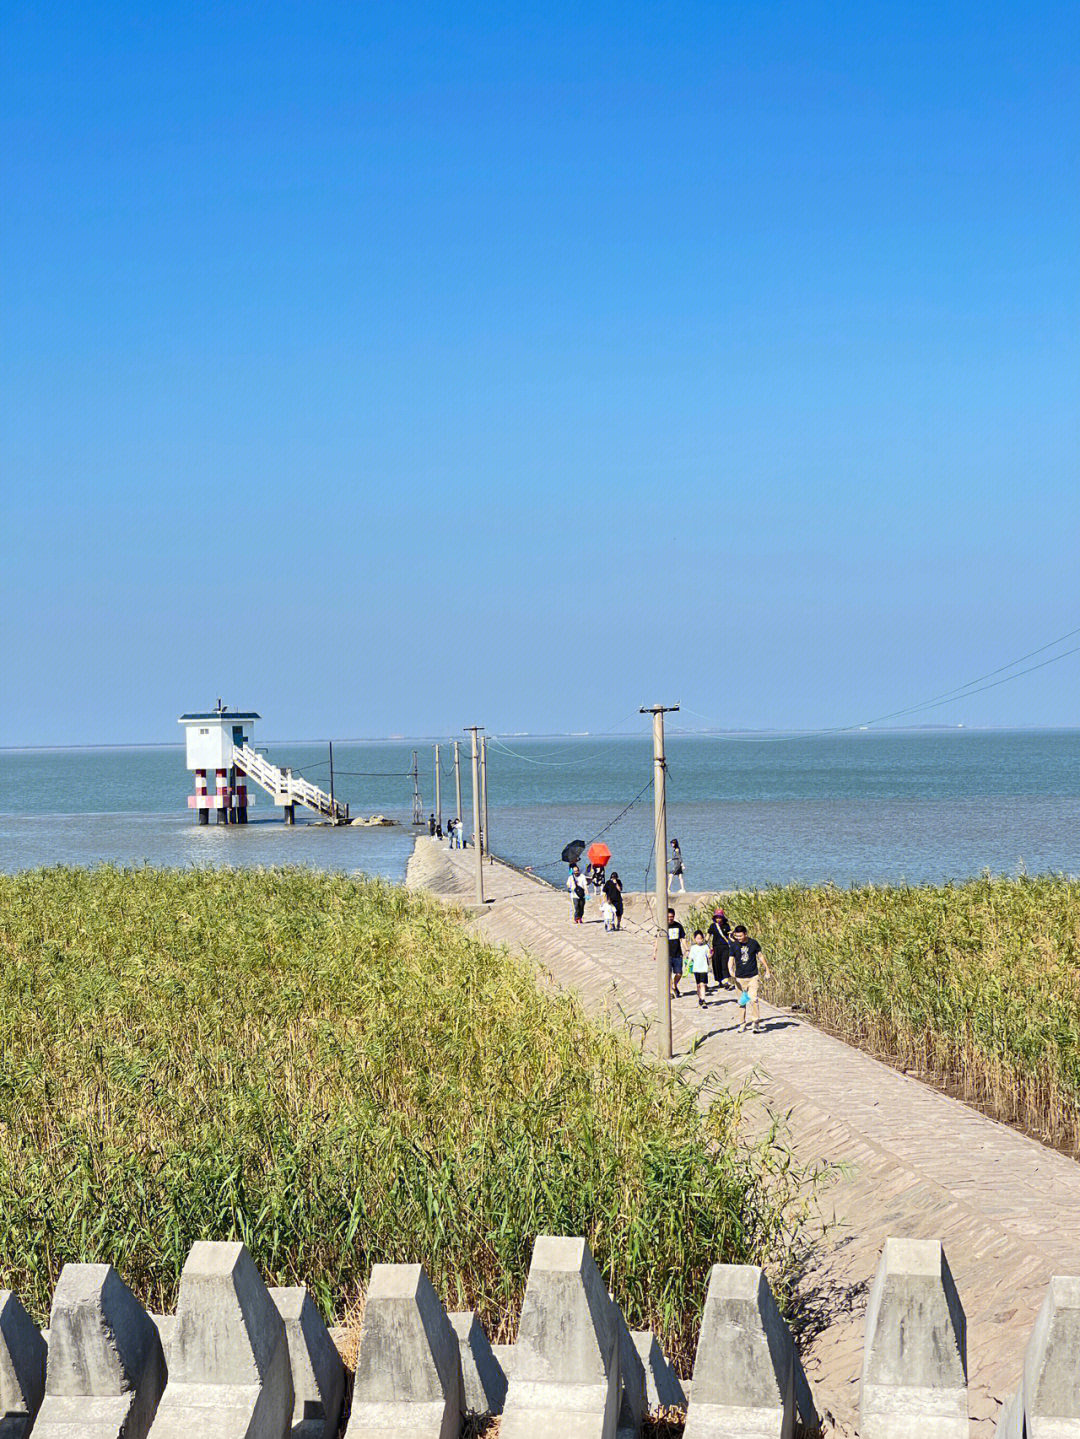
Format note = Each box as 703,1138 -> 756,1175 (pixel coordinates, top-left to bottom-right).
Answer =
3,1 -> 1077,745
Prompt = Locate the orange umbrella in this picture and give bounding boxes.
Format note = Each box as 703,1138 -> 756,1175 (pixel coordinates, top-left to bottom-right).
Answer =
587,842 -> 611,868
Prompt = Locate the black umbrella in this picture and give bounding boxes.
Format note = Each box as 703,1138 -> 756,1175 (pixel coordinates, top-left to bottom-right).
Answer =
560,839 -> 587,866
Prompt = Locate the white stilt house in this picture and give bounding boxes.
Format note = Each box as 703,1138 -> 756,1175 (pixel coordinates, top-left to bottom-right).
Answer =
179,704 -> 259,824
179,703 -> 349,825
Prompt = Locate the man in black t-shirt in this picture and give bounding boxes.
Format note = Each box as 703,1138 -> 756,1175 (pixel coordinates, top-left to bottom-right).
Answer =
666,908 -> 686,998
727,924 -> 771,1033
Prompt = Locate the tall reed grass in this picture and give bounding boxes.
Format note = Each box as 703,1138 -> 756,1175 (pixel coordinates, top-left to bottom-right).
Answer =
0,865 -> 816,1367
694,874 -> 1080,1152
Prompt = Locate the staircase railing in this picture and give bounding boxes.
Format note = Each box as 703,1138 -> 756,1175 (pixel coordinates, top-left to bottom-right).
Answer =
234,744 -> 348,822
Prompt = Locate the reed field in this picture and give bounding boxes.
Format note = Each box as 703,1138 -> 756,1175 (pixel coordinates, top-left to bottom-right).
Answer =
0,865 -> 818,1367
695,874 -> 1080,1152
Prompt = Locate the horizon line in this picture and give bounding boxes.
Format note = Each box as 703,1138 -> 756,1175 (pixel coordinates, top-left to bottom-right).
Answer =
3,723 -> 1080,754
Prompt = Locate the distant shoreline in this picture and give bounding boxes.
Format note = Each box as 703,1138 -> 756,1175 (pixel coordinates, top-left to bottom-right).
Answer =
3,724 -> 1079,754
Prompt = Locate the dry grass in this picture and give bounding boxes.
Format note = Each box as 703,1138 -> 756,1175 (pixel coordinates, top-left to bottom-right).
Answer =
694,873 -> 1080,1153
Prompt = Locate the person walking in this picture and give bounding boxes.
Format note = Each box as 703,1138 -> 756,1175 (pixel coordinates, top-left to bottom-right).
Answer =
727,924 -> 772,1034
707,906 -> 732,989
566,865 -> 587,924
666,908 -> 686,998
668,839 -> 686,895
689,930 -> 711,1007
602,872 -> 624,930
428,813 -> 436,836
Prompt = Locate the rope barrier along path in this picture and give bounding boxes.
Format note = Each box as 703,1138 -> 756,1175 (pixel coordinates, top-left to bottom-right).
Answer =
514,777 -> 655,879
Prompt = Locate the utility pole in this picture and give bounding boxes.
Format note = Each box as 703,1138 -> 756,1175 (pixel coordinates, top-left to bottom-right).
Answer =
411,750 -> 423,825
453,741 -> 463,832
434,745 -> 442,832
465,727 -> 484,904
328,740 -> 335,820
640,704 -> 679,1060
480,734 -> 489,862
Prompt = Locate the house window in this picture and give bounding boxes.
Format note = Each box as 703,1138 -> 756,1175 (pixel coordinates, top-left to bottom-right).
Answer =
200,728 -> 209,735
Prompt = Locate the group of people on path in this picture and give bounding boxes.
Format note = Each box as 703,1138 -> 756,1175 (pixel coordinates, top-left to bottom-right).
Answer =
565,863 -> 624,930
665,905 -> 771,1033
564,849 -> 771,1034
429,814 -> 466,847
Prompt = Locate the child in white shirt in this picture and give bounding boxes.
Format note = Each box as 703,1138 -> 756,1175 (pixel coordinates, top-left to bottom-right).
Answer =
689,931 -> 711,1007
600,898 -> 616,931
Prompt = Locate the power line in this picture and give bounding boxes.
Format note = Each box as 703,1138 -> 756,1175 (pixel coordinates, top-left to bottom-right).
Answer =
852,645 -> 1080,723
330,769 -> 412,778
486,735 -> 596,768
843,626 -> 1080,729
664,624 -> 1080,738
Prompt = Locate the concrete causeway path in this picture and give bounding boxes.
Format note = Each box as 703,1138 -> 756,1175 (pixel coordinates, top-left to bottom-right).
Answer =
407,837 -> 1080,1436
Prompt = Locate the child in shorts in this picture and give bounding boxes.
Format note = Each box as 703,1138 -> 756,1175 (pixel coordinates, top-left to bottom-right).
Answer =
689,930 -> 711,1007
600,897 -> 616,931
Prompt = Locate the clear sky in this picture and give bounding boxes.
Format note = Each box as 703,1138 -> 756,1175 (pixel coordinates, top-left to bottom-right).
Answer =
3,1 -> 1077,746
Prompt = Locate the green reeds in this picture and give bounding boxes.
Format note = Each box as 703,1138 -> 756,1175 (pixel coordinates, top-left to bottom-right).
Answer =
0,865 -> 814,1369
694,874 -> 1080,1153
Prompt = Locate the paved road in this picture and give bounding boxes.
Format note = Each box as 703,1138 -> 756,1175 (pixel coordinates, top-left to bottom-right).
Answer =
407,838 -> 1080,1435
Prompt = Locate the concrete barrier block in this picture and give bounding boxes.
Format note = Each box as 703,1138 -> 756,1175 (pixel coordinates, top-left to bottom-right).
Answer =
860,1237 -> 967,1439
149,1314 -> 176,1370
448,1310 -> 507,1416
610,1300 -> 645,1438
347,1263 -> 462,1439
492,1341 -> 515,1379
1020,1274 -> 1080,1438
34,1263 -> 165,1439
500,1235 -> 621,1439
148,1239 -> 294,1438
685,1264 -> 794,1439
0,1290 -> 47,1438
631,1330 -> 687,1410
271,1287 -> 345,1439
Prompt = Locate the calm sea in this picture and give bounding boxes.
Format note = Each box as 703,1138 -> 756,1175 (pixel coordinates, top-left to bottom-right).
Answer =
1,730 -> 1078,890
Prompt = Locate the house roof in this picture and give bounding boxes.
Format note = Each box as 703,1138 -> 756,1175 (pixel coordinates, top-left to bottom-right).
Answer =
179,712 -> 261,723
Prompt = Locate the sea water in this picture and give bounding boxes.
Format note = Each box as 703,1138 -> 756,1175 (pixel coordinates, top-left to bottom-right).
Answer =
1,730 -> 1077,889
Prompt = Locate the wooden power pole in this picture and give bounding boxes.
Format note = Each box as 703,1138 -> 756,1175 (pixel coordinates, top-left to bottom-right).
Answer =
434,745 -> 441,831
480,733 -> 489,860
411,750 -> 423,825
465,727 -> 484,904
641,703 -> 679,1060
453,741 -> 463,831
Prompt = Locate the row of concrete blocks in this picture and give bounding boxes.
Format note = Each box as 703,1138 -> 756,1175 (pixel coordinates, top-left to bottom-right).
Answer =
0,1234 -> 1076,1437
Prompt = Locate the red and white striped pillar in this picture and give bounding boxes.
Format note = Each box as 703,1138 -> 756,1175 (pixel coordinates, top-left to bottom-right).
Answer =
188,769 -> 210,825
215,767 -> 231,824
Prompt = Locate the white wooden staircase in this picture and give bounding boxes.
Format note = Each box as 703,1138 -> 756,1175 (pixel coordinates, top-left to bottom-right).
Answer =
233,744 -> 349,823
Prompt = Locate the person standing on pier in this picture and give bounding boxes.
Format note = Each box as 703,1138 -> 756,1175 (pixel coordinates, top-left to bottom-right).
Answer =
567,865 -> 587,924
668,839 -> 686,894
689,931 -> 711,1007
708,906 -> 732,989
666,908 -> 686,998
602,872 -> 624,930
